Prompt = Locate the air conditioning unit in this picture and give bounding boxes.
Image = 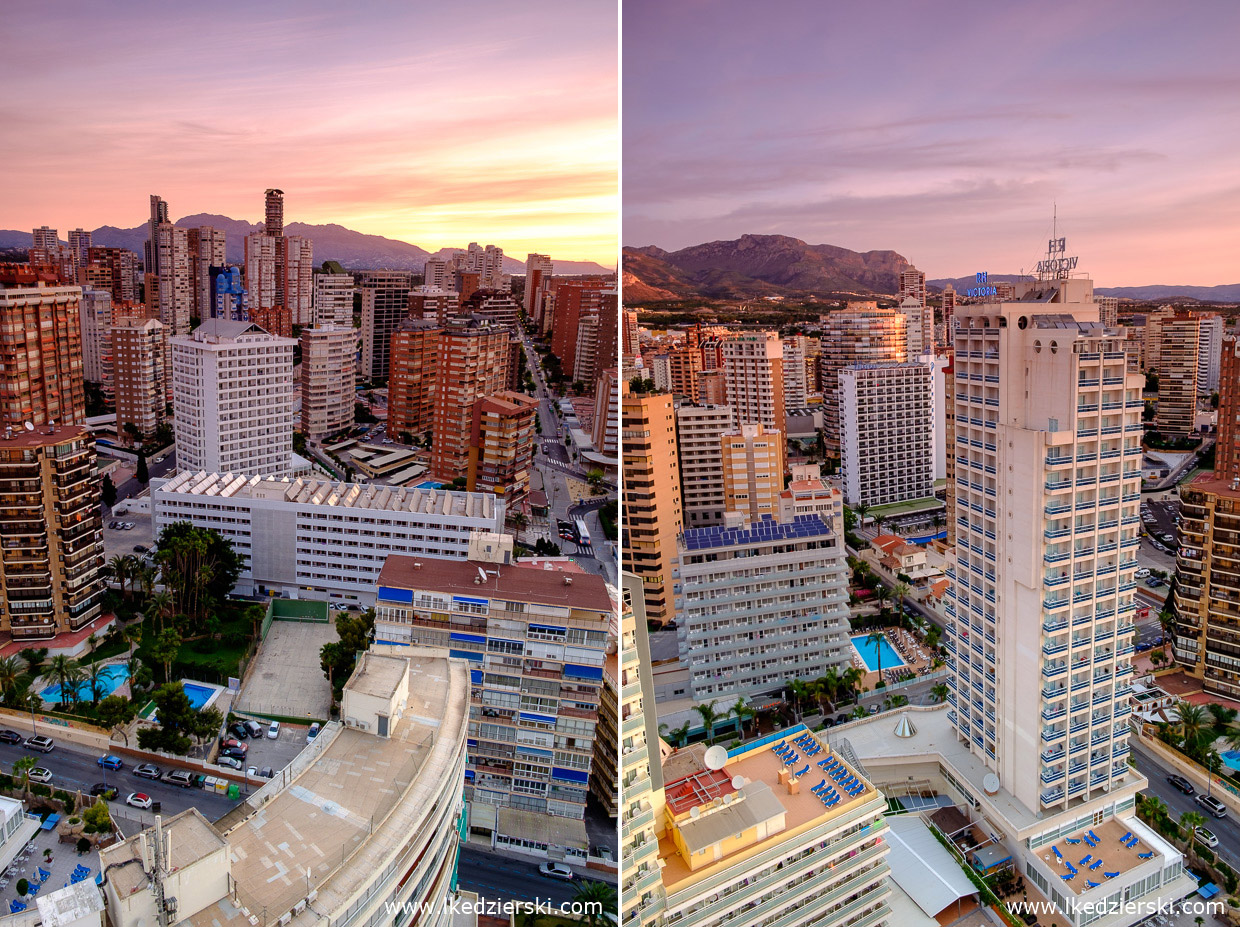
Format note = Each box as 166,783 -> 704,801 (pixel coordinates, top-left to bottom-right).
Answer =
294,901 -> 307,915
279,914 -> 292,927
307,890 -> 318,904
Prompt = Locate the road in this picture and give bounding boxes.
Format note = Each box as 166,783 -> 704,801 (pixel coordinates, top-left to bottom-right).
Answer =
456,845 -> 587,908
110,450 -> 177,506
1130,738 -> 1240,872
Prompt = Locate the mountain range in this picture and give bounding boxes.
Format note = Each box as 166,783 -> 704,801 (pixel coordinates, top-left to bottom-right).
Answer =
929,276 -> 1240,303
0,218 -> 612,277
622,235 -> 913,302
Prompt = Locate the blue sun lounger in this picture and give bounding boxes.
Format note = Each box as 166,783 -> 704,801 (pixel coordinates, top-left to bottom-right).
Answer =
1079,855 -> 1091,866
1119,831 -> 1131,843
1064,836 -> 1081,844
1087,830 -> 1100,843
796,764 -> 809,778
1138,851 -> 1153,859
1052,846 -> 1063,861
1104,871 -> 1119,878
1089,859 -> 1103,871
1086,880 -> 1100,888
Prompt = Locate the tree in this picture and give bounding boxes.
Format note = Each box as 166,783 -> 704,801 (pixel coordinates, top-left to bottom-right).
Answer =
867,629 -> 887,678
153,523 -> 243,625
320,609 -> 375,697
19,648 -> 47,681
135,452 -> 149,485
785,679 -> 810,722
15,878 -> 27,898
873,584 -> 891,620
816,667 -> 842,713
1180,810 -> 1207,859
1206,702 -> 1237,731
121,623 -> 144,662
11,756 -> 35,795
82,798 -> 112,835
192,706 -> 225,750
1158,610 -> 1176,658
667,721 -> 691,747
108,555 -> 132,599
729,697 -> 755,739
931,682 -> 949,703
85,661 -> 108,708
1177,703 -> 1208,757
572,880 -> 617,927
47,655 -> 81,709
135,683 -> 196,755
149,628 -> 183,683
892,582 -> 911,625
97,695 -> 137,746
147,590 -> 174,633
0,656 -> 22,706
102,475 -> 117,509
693,700 -> 722,745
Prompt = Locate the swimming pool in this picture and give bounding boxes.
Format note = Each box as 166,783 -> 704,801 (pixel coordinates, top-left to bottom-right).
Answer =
40,664 -> 130,704
183,682 -> 220,711
414,480 -> 443,490
851,634 -> 906,673
1222,749 -> 1240,772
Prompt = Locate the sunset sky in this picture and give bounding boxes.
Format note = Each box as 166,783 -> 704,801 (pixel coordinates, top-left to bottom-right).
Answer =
3,0 -> 618,267
624,0 -> 1240,286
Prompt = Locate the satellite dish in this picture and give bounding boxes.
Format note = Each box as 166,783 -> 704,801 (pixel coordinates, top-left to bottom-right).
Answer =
723,794 -> 733,805
983,773 -> 1000,795
23,422 -> 33,432
704,745 -> 728,771
731,775 -> 746,790
689,805 -> 700,819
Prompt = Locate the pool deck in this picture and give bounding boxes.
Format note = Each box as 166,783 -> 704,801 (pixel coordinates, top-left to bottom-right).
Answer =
848,628 -> 936,692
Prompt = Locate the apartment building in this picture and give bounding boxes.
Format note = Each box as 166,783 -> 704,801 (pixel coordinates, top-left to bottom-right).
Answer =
299,323 -> 357,438
818,302 -> 907,453
409,285 -> 460,323
387,319 -> 441,439
721,422 -> 786,522
722,331 -> 785,433
622,385 -> 682,626
674,514 -> 850,701
675,403 -> 732,528
838,362 -> 934,508
429,316 -> 511,484
85,246 -> 139,303
373,537 -> 613,835
313,270 -> 355,327
0,281 -> 86,427
468,391 -> 538,498
899,295 -> 935,357
1097,295 -> 1119,329
781,334 -> 817,408
945,277 -> 1144,815
188,226 -> 226,322
524,253 -> 554,315
1198,313 -> 1223,393
171,319 -> 295,478
359,270 -> 414,380
79,286 -> 114,389
153,472 -> 504,606
1155,308 -> 1200,437
0,425 -> 104,640
112,317 -> 168,444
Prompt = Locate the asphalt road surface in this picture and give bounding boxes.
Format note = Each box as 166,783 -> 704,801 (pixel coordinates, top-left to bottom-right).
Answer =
1131,739 -> 1240,872
455,845 -> 586,908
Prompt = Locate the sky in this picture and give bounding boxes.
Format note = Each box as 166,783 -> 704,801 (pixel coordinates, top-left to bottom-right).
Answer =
623,0 -> 1240,286
2,0 -> 618,267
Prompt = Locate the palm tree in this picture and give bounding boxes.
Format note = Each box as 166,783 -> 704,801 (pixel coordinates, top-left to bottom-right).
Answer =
84,662 -> 107,708
816,667 -> 842,713
867,629 -> 887,679
668,721 -> 691,748
931,682 -> 949,703
873,584 -> 891,621
1157,610 -> 1176,658
1206,702 -> 1236,732
147,590 -> 174,633
693,700 -> 722,745
850,705 -> 868,720
121,622 -> 143,661
1180,810 -> 1207,856
11,756 -> 35,796
136,565 -> 157,600
1141,794 -> 1168,825
892,581 -> 911,626
0,656 -> 22,707
515,905 -> 545,927
46,655 -> 80,707
107,555 -> 130,598
571,879 -> 617,927
839,666 -> 864,706
729,697 -> 754,740
786,679 -> 810,722
1178,703 -> 1208,757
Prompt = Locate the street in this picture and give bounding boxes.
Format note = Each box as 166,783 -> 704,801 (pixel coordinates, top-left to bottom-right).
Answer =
456,845 -> 586,908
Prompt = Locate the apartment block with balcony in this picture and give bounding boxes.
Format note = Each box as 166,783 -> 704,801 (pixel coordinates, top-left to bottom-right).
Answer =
675,403 -> 732,528
467,391 -> 538,499
674,514 -> 850,701
839,362 -> 934,508
112,317 -> 168,444
1154,308 -> 1200,438
0,425 -> 104,640
299,324 -> 357,438
721,422 -> 786,523
722,331 -> 784,432
372,538 -> 613,847
0,282 -> 87,428
818,302 -> 907,454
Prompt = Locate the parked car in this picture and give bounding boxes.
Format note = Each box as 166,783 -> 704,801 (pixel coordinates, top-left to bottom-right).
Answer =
267,721 -> 281,739
1195,793 -> 1227,818
125,793 -> 152,809
97,755 -> 124,770
221,746 -> 248,760
258,767 -> 274,779
219,737 -> 245,752
1134,568 -> 1151,578
24,735 -> 54,753
217,755 -> 243,770
27,767 -> 52,784
243,720 -> 263,739
306,722 -> 321,744
539,862 -> 574,881
229,722 -> 249,740
0,730 -> 22,744
164,770 -> 194,788
1167,774 -> 1195,795
1145,577 -> 1163,587
1195,827 -> 1219,848
89,783 -> 118,799
133,763 -> 161,780
133,545 -> 148,554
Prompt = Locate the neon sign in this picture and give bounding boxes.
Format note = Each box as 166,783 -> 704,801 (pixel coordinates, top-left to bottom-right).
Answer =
966,271 -> 997,298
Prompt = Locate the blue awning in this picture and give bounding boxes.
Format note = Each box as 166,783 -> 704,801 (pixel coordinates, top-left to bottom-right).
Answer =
552,767 -> 589,784
448,649 -> 483,663
453,595 -> 490,606
377,586 -> 413,604
519,711 -> 557,725
564,663 -> 603,680
450,632 -> 486,645
529,624 -> 566,634
1200,883 -> 1220,899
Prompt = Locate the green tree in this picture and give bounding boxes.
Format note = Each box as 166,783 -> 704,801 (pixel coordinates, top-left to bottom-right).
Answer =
1158,610 -> 1176,658
84,661 -> 108,708
693,700 -> 722,745
729,697 -> 755,739
0,656 -> 22,706
135,683 -> 196,755
82,798 -> 112,834
46,655 -> 81,709
785,679 -> 810,722
108,555 -> 132,599
19,648 -> 47,681
320,609 -> 376,697
931,682 -> 950,703
11,756 -> 35,795
192,706 -> 225,749
149,628 -> 183,683
15,878 -> 27,898
571,880 -> 617,927
1178,703 -> 1208,757
97,695 -> 136,746
102,475 -> 117,509
153,523 -> 243,625
135,452 -> 149,484
867,629 -> 887,678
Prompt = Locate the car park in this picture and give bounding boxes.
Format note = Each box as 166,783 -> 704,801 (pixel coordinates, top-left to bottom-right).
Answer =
133,763 -> 161,780
24,735 -> 54,753
1167,775 -> 1195,795
306,722 -> 321,744
90,783 -> 118,799
243,720 -> 263,739
1195,827 -> 1219,848
0,731 -> 21,744
1195,794 -> 1227,818
97,755 -> 124,770
164,770 -> 194,788
28,767 -> 52,784
126,793 -> 152,809
217,755 -> 243,770
539,862 -> 574,881
267,721 -> 281,739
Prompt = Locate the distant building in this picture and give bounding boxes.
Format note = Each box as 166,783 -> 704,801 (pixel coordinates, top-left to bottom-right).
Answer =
1198,313 -> 1223,393
1097,295 -> 1119,328
387,319 -> 441,439
839,362 -> 935,508
722,330 -> 785,432
818,302 -> 907,453
85,246 -> 139,303
188,226 -> 226,321
0,281 -> 86,427
721,422 -> 786,522
313,270 -> 355,328
524,252 -> 553,315
299,324 -> 357,438
1155,308 -> 1200,437
112,317 -> 168,444
468,390 -> 538,499
359,270 -> 414,380
430,317 -> 511,484
209,265 -> 247,321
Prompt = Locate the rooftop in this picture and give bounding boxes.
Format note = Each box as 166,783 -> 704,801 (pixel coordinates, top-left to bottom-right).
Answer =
346,652 -> 408,699
658,725 -> 876,891
680,514 -> 832,552
1041,816 -> 1164,895
100,807 -> 227,900
156,471 -> 498,519
0,424 -> 91,449
377,555 -> 613,614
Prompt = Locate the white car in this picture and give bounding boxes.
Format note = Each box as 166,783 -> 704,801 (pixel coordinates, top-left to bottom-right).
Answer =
125,793 -> 152,809
268,721 -> 281,739
217,755 -> 243,770
28,767 -> 52,784
306,722 -> 321,744
1134,568 -> 1151,578
1195,826 -> 1219,848
539,862 -> 574,881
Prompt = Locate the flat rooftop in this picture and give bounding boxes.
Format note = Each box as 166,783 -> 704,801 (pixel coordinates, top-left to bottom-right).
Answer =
101,807 -> 226,901
378,555 -> 614,614
658,726 -> 875,891
157,470 -> 498,519
347,652 -> 408,699
0,424 -> 90,449
681,514 -> 832,552
1042,816 -> 1162,895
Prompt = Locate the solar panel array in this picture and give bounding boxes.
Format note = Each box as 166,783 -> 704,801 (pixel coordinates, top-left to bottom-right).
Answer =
682,514 -> 831,551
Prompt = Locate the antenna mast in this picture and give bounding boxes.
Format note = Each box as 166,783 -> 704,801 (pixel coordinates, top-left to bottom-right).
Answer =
151,815 -> 172,927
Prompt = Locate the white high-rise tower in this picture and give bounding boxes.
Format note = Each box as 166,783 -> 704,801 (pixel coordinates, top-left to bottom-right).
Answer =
945,270 -> 1144,814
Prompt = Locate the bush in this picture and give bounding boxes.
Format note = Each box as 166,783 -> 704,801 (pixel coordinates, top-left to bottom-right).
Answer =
76,837 -> 90,854
15,878 -> 26,896
82,799 -> 111,834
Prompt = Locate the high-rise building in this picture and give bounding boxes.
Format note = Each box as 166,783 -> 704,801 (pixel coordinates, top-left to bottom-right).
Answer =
666,341 -> 701,402
209,266 -> 247,321
780,334 -> 814,408
523,253 -> 553,315
592,367 -> 619,457
359,270 -> 413,380
86,247 -> 139,303
898,265 -> 927,306
0,281 -> 86,427
79,286 -> 114,390
299,324 -> 357,438
1097,295 -> 1119,329
373,537 -> 613,828
676,404 -> 732,528
188,226 -> 226,321
387,319 -> 441,440
454,242 -> 505,290
430,317 -> 511,483
244,231 -> 279,320
468,391 -> 538,498
622,310 -> 640,359
280,235 -> 314,327
264,188 -> 284,237
899,295 -> 934,357
839,362 -> 934,508
151,222 -> 193,335
31,226 -> 58,254
548,278 -> 608,377
0,425 -> 104,641
462,289 -> 519,329
674,513 -> 849,700
313,270 -> 355,328
112,318 -> 167,444
945,276 -> 1143,814
570,289 -> 618,390
143,194 -> 168,273
1155,308 -> 1200,437
722,331 -> 784,432
423,257 -> 452,290
818,302 -> 907,452
408,285 -> 459,323
67,229 -> 92,272
171,319 -> 295,477
721,422 -> 786,523
1175,334 -> 1240,697
622,384 -> 682,625
1198,312 -> 1223,394
941,283 -> 957,345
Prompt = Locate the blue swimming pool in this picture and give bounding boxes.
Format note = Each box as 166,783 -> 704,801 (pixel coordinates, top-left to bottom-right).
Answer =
851,634 -> 906,673
183,682 -> 218,711
1222,749 -> 1240,772
40,664 -> 130,704
415,480 -> 443,490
